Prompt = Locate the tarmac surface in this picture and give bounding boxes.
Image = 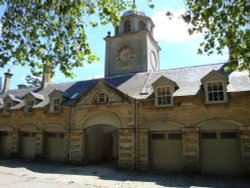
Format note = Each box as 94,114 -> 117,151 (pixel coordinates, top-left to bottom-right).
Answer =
0,159 -> 249,188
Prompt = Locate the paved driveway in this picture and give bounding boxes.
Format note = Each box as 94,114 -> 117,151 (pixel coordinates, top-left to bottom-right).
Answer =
0,159 -> 249,188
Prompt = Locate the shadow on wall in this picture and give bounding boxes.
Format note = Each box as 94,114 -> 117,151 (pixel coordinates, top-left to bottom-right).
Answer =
0,159 -> 249,188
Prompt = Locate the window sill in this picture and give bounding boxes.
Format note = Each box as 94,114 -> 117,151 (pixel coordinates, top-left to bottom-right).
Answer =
205,100 -> 228,105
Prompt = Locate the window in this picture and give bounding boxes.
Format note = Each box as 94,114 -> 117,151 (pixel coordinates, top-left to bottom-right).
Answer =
168,133 -> 182,140
206,81 -> 226,103
3,102 -> 12,116
151,133 -> 165,140
201,132 -> 217,139
221,132 -> 237,139
25,100 -> 34,114
139,20 -> 146,30
124,20 -> 131,33
95,92 -> 109,104
50,98 -> 60,113
156,87 -> 173,106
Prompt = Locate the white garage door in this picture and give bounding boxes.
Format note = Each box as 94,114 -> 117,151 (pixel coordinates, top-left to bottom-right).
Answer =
0,131 -> 12,157
46,132 -> 65,162
200,130 -> 242,176
21,132 -> 36,159
150,131 -> 183,172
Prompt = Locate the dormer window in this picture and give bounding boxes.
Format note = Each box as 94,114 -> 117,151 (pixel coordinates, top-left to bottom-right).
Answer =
155,86 -> 173,106
152,76 -> 177,107
94,92 -> 109,104
124,20 -> 131,33
206,81 -> 227,103
3,102 -> 12,116
25,99 -> 34,114
201,70 -> 228,104
50,98 -> 60,113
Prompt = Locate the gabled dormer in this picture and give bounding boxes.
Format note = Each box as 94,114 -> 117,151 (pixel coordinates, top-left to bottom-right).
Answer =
201,70 -> 229,104
24,92 -> 44,114
76,80 -> 132,106
48,90 -> 70,113
2,94 -> 22,116
152,76 -> 178,107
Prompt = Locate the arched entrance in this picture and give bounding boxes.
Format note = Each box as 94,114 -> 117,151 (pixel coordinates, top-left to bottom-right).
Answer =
0,125 -> 13,158
149,121 -> 184,172
198,119 -> 243,176
19,124 -> 37,160
82,111 -> 121,165
44,124 -> 66,162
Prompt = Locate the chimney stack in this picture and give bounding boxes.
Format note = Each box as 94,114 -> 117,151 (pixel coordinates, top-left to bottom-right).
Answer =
3,69 -> 13,93
42,65 -> 53,88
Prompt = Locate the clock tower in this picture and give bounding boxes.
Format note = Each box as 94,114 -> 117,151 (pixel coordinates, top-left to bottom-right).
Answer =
104,9 -> 161,77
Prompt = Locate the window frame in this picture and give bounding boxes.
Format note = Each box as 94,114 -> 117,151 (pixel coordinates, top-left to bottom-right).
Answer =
124,20 -> 131,33
94,91 -> 109,104
155,86 -> 174,107
205,80 -> 228,104
50,98 -> 61,113
3,101 -> 12,116
25,99 -> 34,114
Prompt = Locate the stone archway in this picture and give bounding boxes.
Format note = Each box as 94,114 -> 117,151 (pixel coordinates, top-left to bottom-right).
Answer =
0,125 -> 13,158
197,118 -> 243,176
148,121 -> 185,172
82,111 -> 121,165
18,124 -> 38,160
43,124 -> 66,162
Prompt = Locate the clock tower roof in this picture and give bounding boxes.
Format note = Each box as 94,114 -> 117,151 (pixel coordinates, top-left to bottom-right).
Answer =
122,9 -> 146,17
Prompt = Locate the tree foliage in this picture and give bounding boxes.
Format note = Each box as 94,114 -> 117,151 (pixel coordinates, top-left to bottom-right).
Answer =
182,0 -> 250,71
0,0 -> 249,77
0,0 -> 148,78
25,72 -> 42,88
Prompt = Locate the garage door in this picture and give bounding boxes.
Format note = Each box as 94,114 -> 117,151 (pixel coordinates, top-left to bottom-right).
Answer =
150,131 -> 183,172
200,130 -> 242,176
46,132 -> 65,162
21,132 -> 36,159
0,131 -> 12,157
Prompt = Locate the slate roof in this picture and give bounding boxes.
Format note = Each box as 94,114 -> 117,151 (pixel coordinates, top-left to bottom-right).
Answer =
0,62 -> 250,110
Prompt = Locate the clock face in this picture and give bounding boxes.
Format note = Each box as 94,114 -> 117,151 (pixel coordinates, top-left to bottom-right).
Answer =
117,45 -> 135,68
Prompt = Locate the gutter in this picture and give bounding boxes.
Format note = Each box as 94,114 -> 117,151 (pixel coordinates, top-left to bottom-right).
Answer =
134,99 -> 139,170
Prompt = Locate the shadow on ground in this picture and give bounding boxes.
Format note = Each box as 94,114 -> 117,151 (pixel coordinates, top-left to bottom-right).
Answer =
0,158 -> 249,188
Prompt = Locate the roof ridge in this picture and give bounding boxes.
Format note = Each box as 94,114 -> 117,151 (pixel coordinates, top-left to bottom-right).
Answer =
159,62 -> 227,72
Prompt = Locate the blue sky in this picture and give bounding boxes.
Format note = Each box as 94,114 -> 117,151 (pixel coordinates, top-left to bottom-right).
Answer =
0,1 -> 228,89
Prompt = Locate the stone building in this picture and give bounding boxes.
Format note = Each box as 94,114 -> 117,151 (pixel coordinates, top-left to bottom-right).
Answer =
0,9 -> 250,176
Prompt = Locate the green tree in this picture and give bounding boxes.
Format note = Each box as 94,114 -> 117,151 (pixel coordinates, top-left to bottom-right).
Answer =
25,72 -> 42,88
182,0 -> 250,71
0,0 -> 154,78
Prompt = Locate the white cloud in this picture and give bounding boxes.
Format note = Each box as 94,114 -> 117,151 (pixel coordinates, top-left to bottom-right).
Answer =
152,8 -> 202,42
86,74 -> 104,80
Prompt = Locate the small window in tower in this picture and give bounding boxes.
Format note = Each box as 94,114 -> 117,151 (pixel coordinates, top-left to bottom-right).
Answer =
139,20 -> 146,31
124,20 -> 131,33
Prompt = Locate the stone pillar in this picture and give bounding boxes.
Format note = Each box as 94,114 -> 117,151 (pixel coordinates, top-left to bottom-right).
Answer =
64,131 -> 69,162
239,126 -> 250,175
182,127 -> 200,172
11,130 -> 20,158
35,131 -> 45,160
137,128 -> 149,170
69,130 -> 83,164
118,129 -> 135,170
